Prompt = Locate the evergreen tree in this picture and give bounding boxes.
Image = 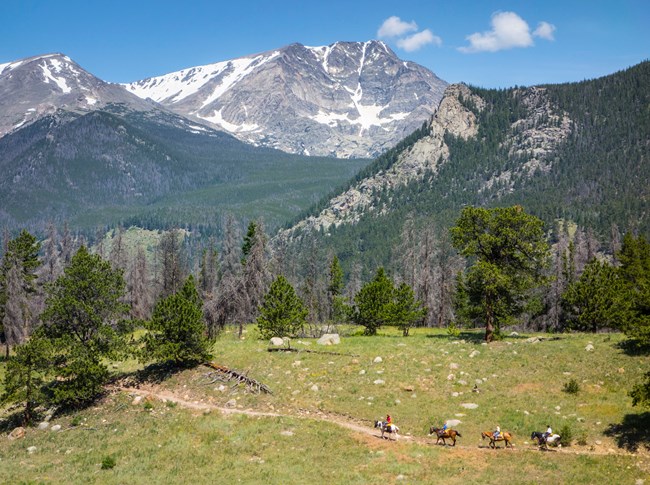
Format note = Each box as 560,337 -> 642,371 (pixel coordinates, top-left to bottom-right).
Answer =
1,335 -> 53,424
562,259 -> 634,332
353,267 -> 394,335
0,230 -> 41,353
256,275 -> 308,340
617,234 -> 650,343
451,206 -> 550,341
241,221 -> 258,265
141,275 -> 212,366
386,282 -> 427,336
40,246 -> 129,405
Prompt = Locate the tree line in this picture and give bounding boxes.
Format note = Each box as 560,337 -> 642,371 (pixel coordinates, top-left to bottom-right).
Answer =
1,205 -> 649,422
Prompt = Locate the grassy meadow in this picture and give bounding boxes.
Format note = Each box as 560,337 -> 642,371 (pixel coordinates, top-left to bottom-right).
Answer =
1,327 -> 649,484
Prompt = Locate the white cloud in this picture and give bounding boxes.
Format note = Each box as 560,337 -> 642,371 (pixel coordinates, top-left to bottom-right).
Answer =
459,11 -> 534,53
378,16 -> 418,38
533,21 -> 556,41
396,29 -> 442,52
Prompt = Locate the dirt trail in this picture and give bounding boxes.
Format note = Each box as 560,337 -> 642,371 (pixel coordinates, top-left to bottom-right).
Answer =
111,385 -> 639,457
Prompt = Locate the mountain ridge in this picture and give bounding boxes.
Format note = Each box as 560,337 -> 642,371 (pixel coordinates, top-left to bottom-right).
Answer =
123,40 -> 448,158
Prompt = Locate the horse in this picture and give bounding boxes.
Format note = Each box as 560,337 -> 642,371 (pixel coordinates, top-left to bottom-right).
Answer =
374,420 -> 400,441
481,430 -> 513,449
530,431 -> 561,449
429,427 -> 462,446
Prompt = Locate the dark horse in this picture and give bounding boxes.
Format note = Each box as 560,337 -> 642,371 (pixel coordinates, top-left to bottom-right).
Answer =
430,427 -> 462,446
531,431 -> 561,449
481,430 -> 514,449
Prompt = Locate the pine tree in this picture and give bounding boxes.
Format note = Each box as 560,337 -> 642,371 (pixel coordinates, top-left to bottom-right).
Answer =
141,275 -> 212,366
1,335 -> 53,424
386,282 -> 427,336
0,230 -> 41,354
40,246 -> 129,405
451,206 -> 550,342
353,267 -> 394,335
562,259 -> 634,332
256,275 -> 308,340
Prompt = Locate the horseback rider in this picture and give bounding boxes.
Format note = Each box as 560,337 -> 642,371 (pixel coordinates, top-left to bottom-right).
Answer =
493,425 -> 501,440
385,414 -> 392,431
543,424 -> 552,441
439,421 -> 448,436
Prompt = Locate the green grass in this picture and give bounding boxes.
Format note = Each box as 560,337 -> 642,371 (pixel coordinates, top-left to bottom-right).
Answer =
1,328 -> 649,484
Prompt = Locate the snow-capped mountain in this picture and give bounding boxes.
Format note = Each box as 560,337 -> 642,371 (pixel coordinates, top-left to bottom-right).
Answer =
0,53 -> 156,138
124,41 -> 448,158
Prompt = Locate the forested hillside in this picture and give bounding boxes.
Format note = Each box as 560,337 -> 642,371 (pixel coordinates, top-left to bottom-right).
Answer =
287,61 -> 650,274
0,106 -> 368,234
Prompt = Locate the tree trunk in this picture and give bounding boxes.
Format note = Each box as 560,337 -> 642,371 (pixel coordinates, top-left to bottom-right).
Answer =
485,301 -> 495,342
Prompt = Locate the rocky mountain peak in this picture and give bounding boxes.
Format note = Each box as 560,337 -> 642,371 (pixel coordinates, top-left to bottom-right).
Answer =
124,40 -> 448,158
0,53 -> 156,139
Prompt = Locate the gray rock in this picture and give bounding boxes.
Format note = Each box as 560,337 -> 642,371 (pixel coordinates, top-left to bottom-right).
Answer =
37,421 -> 49,430
446,419 -> 462,427
317,333 -> 340,345
225,399 -> 237,408
449,363 -> 459,369
310,385 -> 319,392
373,379 -> 385,385
27,446 -> 37,454
469,350 -> 480,358
280,430 -> 294,436
51,425 -> 62,432
270,337 -> 285,346
510,331 -> 519,337
373,356 -> 383,364
585,344 -> 594,352
460,403 -> 479,409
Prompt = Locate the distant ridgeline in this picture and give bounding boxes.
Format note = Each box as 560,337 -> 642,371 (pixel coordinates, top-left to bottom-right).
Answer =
284,61 -> 650,273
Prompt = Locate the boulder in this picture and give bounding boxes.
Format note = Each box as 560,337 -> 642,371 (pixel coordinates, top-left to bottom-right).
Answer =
373,379 -> 385,385
373,356 -> 383,363
469,350 -> 480,358
310,384 -> 319,392
510,331 -> 520,337
225,399 -> 237,408
585,344 -> 594,352
317,333 -> 340,345
37,421 -> 49,430
270,337 -> 284,346
460,403 -> 479,409
446,419 -> 462,427
8,427 -> 25,440
449,363 -> 460,370
51,425 -> 62,432
27,446 -> 37,454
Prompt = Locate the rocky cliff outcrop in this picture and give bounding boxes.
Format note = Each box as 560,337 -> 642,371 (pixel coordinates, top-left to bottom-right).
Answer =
281,84 -> 483,235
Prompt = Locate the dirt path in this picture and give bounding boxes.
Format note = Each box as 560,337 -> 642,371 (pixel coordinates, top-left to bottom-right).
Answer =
111,385 -> 639,457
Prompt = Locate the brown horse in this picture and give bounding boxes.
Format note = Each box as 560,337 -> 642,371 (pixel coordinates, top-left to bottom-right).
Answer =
481,430 -> 513,449
430,427 -> 462,446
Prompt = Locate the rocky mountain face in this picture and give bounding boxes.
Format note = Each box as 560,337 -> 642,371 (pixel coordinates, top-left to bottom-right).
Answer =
124,41 -> 448,158
0,53 -> 156,139
281,82 -> 575,238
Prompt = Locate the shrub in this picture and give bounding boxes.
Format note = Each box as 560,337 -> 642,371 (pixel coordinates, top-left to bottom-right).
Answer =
558,424 -> 573,446
71,415 -> 82,427
143,401 -> 154,411
447,322 -> 461,338
563,378 -> 580,394
101,455 -> 116,470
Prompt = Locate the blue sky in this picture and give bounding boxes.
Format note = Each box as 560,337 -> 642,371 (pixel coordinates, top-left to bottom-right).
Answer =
1,0 -> 648,88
